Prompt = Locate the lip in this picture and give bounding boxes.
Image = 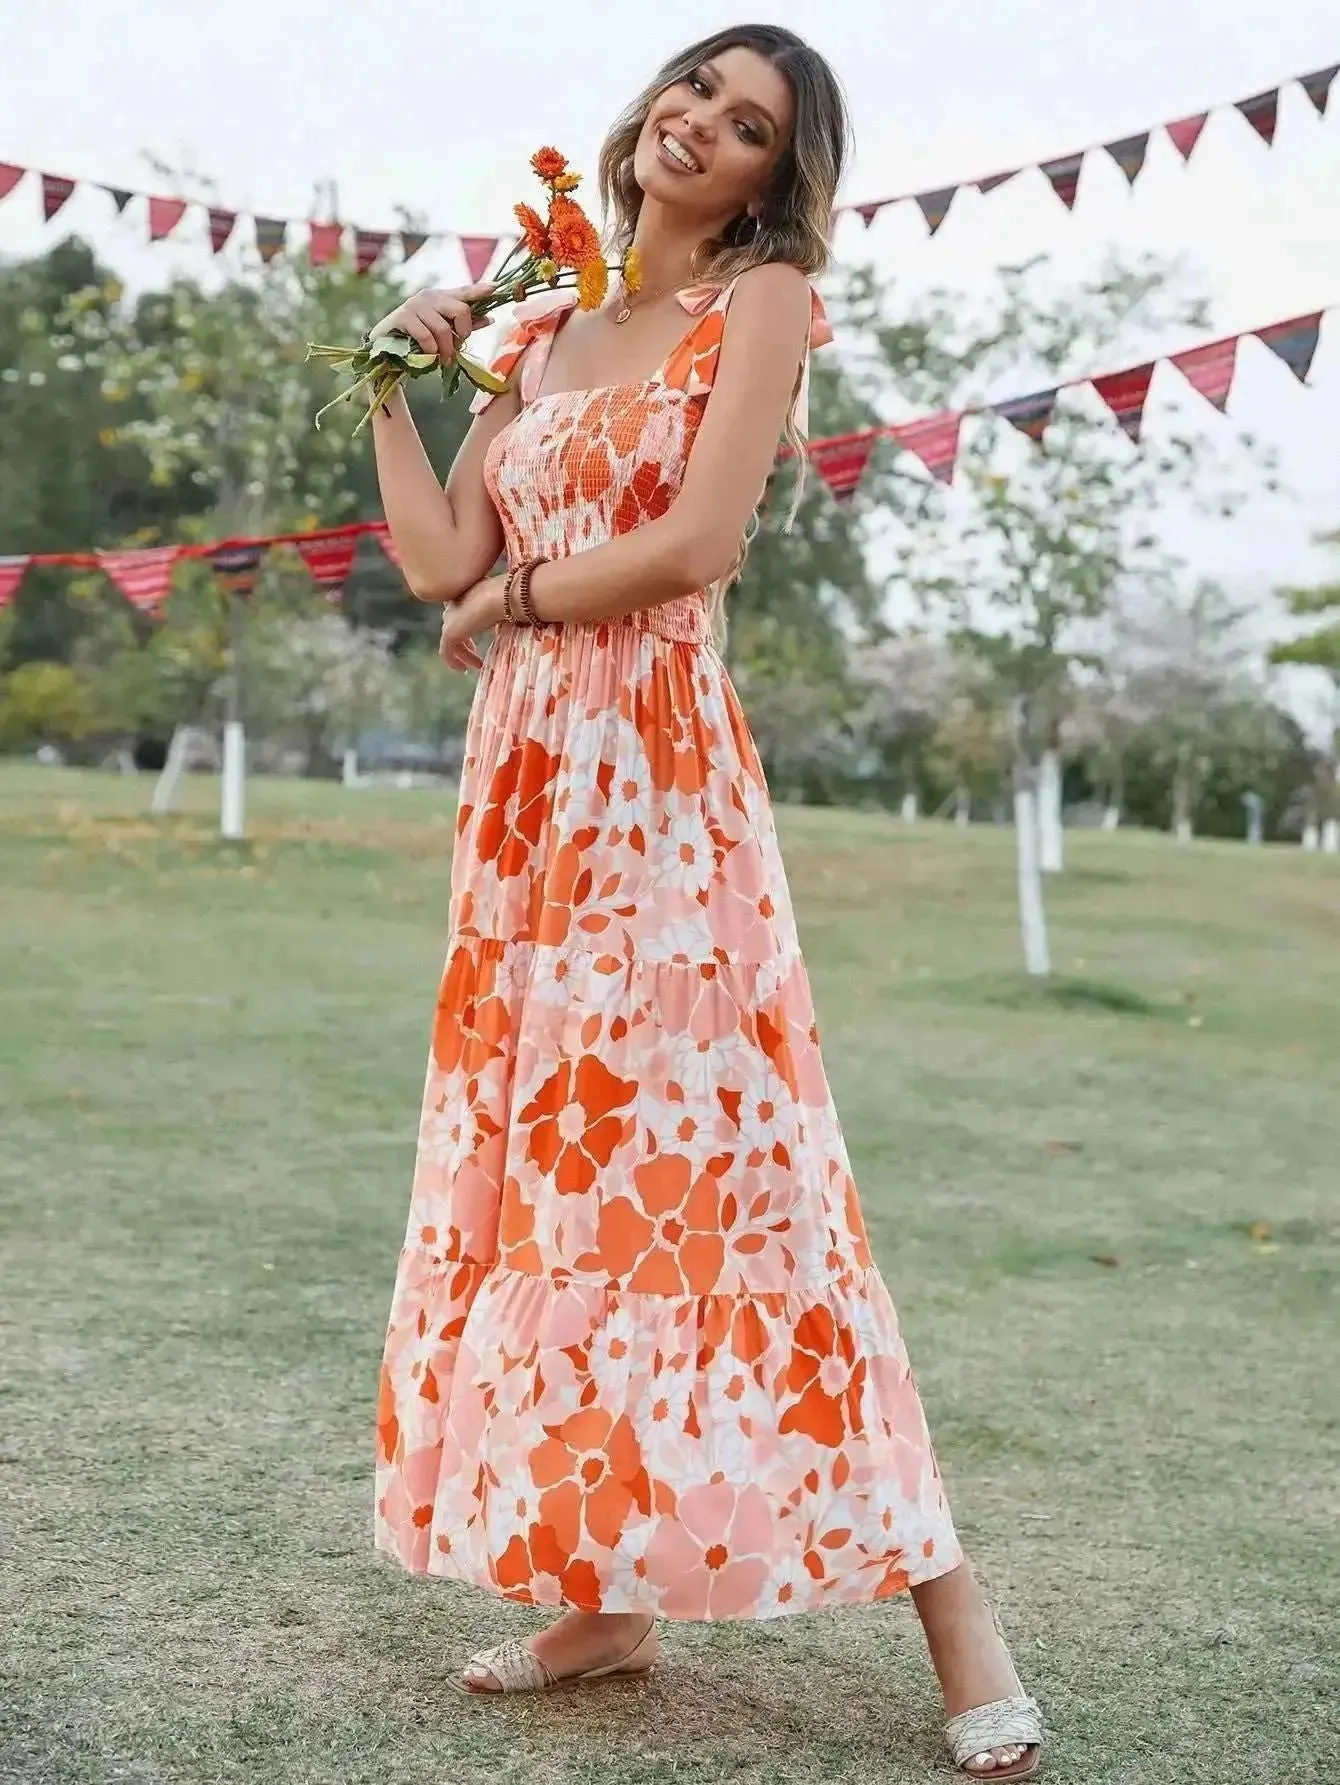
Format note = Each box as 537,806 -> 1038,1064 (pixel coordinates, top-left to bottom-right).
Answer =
655,128 -> 704,175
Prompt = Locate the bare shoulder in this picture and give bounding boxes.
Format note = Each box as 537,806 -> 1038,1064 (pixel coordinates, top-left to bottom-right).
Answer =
729,261 -> 812,325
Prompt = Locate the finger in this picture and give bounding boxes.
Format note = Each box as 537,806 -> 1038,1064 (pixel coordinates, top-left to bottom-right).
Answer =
409,299 -> 458,361
437,299 -> 476,348
384,307 -> 437,355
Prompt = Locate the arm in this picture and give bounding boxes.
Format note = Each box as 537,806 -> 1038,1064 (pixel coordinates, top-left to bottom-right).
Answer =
467,264 -> 812,628
371,383 -> 519,604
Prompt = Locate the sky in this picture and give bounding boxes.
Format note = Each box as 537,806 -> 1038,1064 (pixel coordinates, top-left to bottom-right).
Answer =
3,0 -> 1338,623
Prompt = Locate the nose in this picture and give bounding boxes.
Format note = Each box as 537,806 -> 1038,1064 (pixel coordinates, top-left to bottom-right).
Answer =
679,106 -> 713,142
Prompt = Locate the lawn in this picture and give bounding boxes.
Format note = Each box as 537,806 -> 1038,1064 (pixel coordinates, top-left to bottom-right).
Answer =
1,763 -> 1336,1785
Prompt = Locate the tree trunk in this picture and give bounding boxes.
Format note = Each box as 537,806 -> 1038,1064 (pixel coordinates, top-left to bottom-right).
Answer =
220,592 -> 246,842
1243,792 -> 1264,846
151,724 -> 193,816
1323,819 -> 1340,855
1038,746 -> 1064,872
899,790 -> 919,823
1101,758 -> 1123,831
1171,768 -> 1194,844
1013,753 -> 1051,977
1302,823 -> 1320,851
342,748 -> 361,787
954,788 -> 970,830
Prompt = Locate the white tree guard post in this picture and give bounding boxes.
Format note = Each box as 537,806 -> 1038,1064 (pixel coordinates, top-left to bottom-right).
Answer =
954,790 -> 971,830
220,723 -> 246,841
1038,747 -> 1064,873
1302,823 -> 1320,851
1013,779 -> 1051,977
1243,791 -> 1264,846
342,748 -> 361,788
1323,819 -> 1340,854
1101,805 -> 1121,831
900,790 -> 919,822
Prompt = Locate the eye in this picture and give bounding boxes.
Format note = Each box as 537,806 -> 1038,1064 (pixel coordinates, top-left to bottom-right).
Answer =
736,119 -> 763,145
687,72 -> 711,97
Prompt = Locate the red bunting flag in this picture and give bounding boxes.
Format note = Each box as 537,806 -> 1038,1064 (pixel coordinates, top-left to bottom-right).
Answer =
106,186 -> 133,215
355,229 -> 390,274
892,412 -> 964,484
915,187 -> 957,236
371,524 -> 402,570
1105,134 -> 1150,185
1256,313 -> 1322,384
993,388 -> 1058,442
460,235 -> 501,281
1041,154 -> 1084,210
1170,336 -> 1239,412
1300,64 -> 1338,116
148,195 -> 187,242
0,164 -> 24,203
294,533 -> 359,592
255,218 -> 287,262
41,174 -> 76,222
209,208 -> 237,253
854,202 -> 883,229
96,546 -> 180,612
211,543 -> 264,598
976,170 -> 1018,194
0,554 -> 30,607
400,229 -> 429,262
1235,88 -> 1279,145
809,434 -> 877,503
1093,363 -> 1155,441
1166,113 -> 1208,160
308,222 -> 343,266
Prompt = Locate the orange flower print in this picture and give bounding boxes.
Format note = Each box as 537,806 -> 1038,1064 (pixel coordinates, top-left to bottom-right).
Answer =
376,274 -> 964,1624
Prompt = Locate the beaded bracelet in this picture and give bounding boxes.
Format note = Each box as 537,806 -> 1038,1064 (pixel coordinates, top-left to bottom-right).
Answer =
512,558 -> 545,626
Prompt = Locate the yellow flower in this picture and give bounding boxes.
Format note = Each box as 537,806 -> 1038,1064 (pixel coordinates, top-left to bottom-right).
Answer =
552,172 -> 582,193
577,258 -> 609,311
537,257 -> 559,283
621,245 -> 643,295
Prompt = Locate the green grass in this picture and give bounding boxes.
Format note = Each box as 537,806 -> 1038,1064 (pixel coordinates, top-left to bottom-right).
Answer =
2,763 -> 1337,1785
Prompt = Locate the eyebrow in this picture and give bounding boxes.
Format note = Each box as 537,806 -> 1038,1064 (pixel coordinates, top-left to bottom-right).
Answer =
701,59 -> 779,133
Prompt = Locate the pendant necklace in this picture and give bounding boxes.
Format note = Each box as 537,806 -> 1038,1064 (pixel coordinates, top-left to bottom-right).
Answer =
613,278 -> 685,325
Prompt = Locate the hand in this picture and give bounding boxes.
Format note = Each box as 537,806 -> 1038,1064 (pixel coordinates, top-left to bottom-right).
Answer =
439,576 -> 506,672
368,284 -> 495,363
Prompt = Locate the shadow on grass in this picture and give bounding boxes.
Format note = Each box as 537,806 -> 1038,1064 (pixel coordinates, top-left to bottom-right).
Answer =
951,973 -> 1165,1020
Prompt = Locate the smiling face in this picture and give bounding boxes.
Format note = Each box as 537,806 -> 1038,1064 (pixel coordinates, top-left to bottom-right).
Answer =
632,45 -> 796,228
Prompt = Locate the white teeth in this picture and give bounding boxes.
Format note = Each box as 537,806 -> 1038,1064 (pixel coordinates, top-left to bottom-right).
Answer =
660,131 -> 701,173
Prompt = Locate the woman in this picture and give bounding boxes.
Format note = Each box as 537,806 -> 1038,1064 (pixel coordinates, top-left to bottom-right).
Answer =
368,25 -> 1044,1780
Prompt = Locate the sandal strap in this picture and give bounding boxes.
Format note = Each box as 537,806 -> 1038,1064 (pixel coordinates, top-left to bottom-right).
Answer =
467,1637 -> 558,1692
945,1695 -> 1043,1766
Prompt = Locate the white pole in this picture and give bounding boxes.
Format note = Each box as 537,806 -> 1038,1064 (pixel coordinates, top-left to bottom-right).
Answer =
1013,778 -> 1051,977
954,789 -> 970,830
1038,747 -> 1064,873
1302,823 -> 1320,851
900,790 -> 919,822
1101,805 -> 1121,831
221,723 -> 246,840
151,724 -> 192,816
342,747 -> 361,788
1322,818 -> 1340,855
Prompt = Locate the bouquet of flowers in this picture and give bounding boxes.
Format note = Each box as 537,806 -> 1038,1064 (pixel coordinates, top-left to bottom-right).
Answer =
307,148 -> 639,432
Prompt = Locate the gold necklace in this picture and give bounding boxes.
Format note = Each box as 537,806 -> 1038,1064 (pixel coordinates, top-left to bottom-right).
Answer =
612,279 -> 687,325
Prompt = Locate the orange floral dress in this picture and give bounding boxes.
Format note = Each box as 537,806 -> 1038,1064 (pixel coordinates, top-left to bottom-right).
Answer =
375,282 -> 962,1619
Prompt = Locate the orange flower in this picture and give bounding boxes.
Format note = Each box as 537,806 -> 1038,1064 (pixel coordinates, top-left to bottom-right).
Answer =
513,202 -> 549,258
552,172 -> 582,193
621,244 -> 643,295
548,194 -> 602,269
530,146 -> 568,182
577,258 -> 609,311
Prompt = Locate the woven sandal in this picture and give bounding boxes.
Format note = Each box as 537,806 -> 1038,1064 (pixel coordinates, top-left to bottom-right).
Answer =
944,1694 -> 1043,1780
455,1618 -> 657,1694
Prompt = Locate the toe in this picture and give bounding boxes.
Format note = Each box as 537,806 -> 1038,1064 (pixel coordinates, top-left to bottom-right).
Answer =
462,1662 -> 502,1693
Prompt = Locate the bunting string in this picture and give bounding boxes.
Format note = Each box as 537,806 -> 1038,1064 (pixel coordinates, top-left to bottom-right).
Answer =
0,300 -> 1329,606
0,57 -> 1333,275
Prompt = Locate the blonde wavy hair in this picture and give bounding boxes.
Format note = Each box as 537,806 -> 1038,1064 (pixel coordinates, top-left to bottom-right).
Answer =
597,26 -> 851,617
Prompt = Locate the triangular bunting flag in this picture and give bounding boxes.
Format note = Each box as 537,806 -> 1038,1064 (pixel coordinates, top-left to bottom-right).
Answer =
1234,87 -> 1277,145
1104,133 -> 1150,185
1170,336 -> 1239,412
371,523 -> 402,570
400,229 -> 429,262
211,543 -> 264,598
460,235 -> 501,281
1,164 -> 27,204
809,433 -> 877,504
1166,113 -> 1208,160
106,186 -> 134,215
1299,64 -> 1338,117
96,546 -> 180,613
147,195 -> 187,242
255,218 -> 288,263
294,533 -> 359,593
1093,363 -> 1155,441
41,174 -> 76,222
914,187 -> 957,236
891,413 -> 964,484
976,170 -> 1018,194
0,554 -> 30,607
1256,313 -> 1322,384
993,387 -> 1058,442
208,208 -> 237,254
1235,88 -> 1280,145
355,229 -> 390,274
308,222 -> 343,266
1040,153 -> 1084,210
854,202 -> 883,229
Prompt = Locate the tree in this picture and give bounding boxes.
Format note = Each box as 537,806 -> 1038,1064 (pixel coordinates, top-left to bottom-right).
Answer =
243,610 -> 401,775
1271,528 -> 1340,850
